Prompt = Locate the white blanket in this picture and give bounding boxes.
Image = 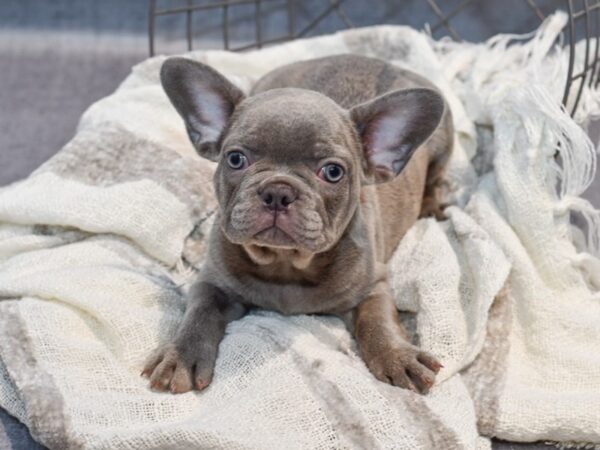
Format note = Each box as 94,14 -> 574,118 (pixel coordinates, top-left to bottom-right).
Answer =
1,12 -> 600,449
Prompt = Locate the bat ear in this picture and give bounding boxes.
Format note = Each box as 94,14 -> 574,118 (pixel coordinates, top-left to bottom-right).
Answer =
160,57 -> 245,161
350,88 -> 445,184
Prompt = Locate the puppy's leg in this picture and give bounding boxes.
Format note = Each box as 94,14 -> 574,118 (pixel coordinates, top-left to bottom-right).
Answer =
142,282 -> 245,394
351,281 -> 442,394
420,112 -> 453,220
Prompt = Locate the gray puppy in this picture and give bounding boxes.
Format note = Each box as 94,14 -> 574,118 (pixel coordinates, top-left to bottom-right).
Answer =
142,54 -> 453,394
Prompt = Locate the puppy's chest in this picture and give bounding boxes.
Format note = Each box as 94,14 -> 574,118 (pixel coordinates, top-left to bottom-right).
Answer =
229,263 -> 372,316
239,281 -> 321,315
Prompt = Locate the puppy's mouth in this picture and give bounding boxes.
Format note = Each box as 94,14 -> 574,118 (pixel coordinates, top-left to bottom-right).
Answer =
253,224 -> 296,248
251,208 -> 298,248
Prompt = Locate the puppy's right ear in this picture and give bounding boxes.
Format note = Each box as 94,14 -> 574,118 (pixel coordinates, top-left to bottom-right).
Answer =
160,57 -> 245,161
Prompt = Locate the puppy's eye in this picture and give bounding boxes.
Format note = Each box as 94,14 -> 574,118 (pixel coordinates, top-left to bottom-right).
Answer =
226,151 -> 248,170
319,163 -> 345,183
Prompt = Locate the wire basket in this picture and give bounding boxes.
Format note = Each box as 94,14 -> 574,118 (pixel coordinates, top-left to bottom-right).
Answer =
148,0 -> 600,116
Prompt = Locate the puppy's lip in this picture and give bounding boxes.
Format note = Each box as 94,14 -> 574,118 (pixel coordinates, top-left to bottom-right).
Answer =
253,225 -> 296,248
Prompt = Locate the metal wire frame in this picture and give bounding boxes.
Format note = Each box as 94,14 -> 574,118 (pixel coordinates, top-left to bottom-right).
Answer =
562,0 -> 600,115
426,0 -> 600,115
148,0 -> 600,116
148,0 -> 353,55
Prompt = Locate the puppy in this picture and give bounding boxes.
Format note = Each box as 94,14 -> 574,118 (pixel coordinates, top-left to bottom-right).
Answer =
142,54 -> 453,394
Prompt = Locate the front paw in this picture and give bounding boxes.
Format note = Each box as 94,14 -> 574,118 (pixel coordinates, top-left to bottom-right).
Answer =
141,342 -> 216,394
364,344 -> 442,394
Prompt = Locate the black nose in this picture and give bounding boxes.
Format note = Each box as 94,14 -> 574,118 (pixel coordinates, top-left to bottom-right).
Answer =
260,183 -> 297,211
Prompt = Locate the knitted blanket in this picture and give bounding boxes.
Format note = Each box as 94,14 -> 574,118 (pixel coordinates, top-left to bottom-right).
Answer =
1,12 -> 599,449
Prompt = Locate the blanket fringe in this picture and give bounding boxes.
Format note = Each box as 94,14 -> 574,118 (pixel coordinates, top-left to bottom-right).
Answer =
435,12 -> 600,260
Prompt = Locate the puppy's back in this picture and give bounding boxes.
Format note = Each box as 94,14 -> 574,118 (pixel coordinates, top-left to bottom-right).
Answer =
252,54 -> 437,108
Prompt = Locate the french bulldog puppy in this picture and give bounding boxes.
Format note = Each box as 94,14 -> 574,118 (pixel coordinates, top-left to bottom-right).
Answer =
142,54 -> 453,394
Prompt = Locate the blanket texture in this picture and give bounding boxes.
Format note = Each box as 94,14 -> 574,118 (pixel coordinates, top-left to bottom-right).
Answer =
1,12 -> 600,449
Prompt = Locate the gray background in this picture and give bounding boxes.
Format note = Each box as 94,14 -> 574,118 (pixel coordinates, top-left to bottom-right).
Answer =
0,1 -> 593,449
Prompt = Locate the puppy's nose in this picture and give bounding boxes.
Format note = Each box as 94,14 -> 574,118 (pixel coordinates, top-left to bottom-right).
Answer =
260,183 -> 297,211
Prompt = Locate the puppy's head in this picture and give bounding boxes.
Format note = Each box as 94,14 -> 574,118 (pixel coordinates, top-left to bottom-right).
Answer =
161,58 -> 443,261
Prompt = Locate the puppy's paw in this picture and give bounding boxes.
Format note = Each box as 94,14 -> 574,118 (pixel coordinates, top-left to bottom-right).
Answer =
365,344 -> 442,394
419,195 -> 447,220
141,343 -> 215,394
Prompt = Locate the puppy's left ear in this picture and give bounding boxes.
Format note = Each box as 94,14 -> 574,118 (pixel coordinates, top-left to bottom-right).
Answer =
350,88 -> 444,184
161,57 -> 246,161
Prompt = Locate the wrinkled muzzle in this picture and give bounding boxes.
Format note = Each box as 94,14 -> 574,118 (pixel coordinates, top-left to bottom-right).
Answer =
223,173 -> 327,252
